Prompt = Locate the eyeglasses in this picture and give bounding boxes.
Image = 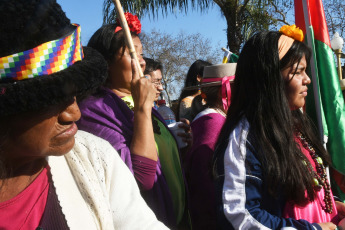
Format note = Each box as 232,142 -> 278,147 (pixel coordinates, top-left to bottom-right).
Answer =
152,80 -> 164,86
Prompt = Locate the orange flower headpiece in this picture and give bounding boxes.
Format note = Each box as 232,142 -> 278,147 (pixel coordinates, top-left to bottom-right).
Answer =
278,25 -> 304,60
279,25 -> 304,42
114,12 -> 141,34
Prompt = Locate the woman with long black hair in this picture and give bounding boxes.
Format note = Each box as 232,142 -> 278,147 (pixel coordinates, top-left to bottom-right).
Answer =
214,27 -> 345,230
177,60 -> 211,121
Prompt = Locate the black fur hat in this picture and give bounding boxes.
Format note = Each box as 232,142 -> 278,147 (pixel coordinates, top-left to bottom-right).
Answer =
0,0 -> 107,117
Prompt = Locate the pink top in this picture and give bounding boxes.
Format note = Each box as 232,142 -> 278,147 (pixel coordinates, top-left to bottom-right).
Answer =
132,154 -> 157,191
283,139 -> 339,224
0,165 -> 49,230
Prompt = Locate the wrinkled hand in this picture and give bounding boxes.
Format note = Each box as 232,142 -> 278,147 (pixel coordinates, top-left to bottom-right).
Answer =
131,59 -> 156,111
318,222 -> 337,230
177,118 -> 193,147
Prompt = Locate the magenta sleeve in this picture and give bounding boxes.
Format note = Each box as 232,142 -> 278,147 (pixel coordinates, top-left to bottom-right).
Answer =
131,154 -> 157,191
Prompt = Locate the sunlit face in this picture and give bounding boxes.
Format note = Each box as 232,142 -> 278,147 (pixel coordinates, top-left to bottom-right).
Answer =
149,69 -> 164,100
1,99 -> 81,164
107,36 -> 146,95
281,56 -> 311,110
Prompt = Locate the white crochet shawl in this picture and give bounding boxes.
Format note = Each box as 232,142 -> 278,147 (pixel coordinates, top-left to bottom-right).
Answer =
48,131 -> 167,230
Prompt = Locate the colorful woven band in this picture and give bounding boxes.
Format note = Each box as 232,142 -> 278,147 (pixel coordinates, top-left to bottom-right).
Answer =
0,24 -> 83,81
202,76 -> 235,111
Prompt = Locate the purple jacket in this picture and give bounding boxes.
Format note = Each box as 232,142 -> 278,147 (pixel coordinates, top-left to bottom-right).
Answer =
77,87 -> 176,228
184,110 -> 226,230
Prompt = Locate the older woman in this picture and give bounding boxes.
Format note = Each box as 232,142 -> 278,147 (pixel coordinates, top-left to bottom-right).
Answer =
77,14 -> 190,229
0,0 -> 167,229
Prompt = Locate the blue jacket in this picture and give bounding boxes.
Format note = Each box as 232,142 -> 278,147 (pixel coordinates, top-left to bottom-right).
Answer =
214,118 -> 321,230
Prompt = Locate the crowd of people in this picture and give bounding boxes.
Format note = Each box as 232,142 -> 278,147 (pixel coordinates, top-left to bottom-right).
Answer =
1,0 -> 345,229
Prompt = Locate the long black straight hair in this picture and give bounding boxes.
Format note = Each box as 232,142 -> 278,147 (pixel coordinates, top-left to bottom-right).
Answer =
176,60 -> 211,120
213,31 -> 331,204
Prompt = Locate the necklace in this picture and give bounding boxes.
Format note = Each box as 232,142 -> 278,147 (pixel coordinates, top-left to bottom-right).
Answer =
296,131 -> 333,214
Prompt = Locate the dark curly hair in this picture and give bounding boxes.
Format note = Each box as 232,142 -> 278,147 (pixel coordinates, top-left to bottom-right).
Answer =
0,0 -> 107,117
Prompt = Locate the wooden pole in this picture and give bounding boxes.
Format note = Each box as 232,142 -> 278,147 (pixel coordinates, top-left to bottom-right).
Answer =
111,0 -> 144,77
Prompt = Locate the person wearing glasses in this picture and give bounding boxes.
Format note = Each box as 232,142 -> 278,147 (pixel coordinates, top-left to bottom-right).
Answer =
143,57 -> 164,107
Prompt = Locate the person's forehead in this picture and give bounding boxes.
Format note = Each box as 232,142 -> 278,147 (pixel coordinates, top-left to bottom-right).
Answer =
150,69 -> 162,80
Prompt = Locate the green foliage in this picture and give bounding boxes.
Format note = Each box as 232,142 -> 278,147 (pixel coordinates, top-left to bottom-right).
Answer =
103,0 -> 344,56
103,0 -> 294,53
103,0 -> 212,23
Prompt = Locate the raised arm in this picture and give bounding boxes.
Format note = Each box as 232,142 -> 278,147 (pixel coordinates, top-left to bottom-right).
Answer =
130,59 -> 157,162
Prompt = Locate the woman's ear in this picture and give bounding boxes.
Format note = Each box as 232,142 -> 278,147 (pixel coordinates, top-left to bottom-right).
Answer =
197,74 -> 202,83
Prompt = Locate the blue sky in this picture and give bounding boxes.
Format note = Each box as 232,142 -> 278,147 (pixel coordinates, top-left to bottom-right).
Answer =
57,0 -> 228,51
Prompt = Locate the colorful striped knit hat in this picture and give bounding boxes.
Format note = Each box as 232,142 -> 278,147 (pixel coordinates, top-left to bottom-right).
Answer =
0,0 -> 107,116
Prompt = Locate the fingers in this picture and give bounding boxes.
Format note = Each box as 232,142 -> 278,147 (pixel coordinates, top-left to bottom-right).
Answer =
317,222 -> 337,230
177,131 -> 192,141
177,131 -> 193,148
131,59 -> 140,81
179,118 -> 191,126
176,122 -> 193,146
177,131 -> 190,138
131,65 -> 156,111
178,119 -> 191,133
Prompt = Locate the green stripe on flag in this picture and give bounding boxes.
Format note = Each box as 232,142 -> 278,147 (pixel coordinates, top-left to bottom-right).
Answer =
311,39 -> 345,200
315,40 -> 345,169
295,0 -> 345,201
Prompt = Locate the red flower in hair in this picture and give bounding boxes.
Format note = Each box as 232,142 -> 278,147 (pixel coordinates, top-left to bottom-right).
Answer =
115,12 -> 141,34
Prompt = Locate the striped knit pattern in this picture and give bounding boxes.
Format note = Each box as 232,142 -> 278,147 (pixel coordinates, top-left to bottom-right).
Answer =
0,24 -> 83,81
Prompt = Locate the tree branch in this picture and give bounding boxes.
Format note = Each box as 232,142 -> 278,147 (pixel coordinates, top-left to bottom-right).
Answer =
270,1 -> 289,25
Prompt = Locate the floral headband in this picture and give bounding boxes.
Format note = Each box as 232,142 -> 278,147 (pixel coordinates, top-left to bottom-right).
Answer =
278,24 -> 304,60
114,12 -> 141,34
0,24 -> 83,81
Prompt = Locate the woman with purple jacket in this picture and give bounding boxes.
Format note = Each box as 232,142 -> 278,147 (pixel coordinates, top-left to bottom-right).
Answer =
77,14 -> 190,229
